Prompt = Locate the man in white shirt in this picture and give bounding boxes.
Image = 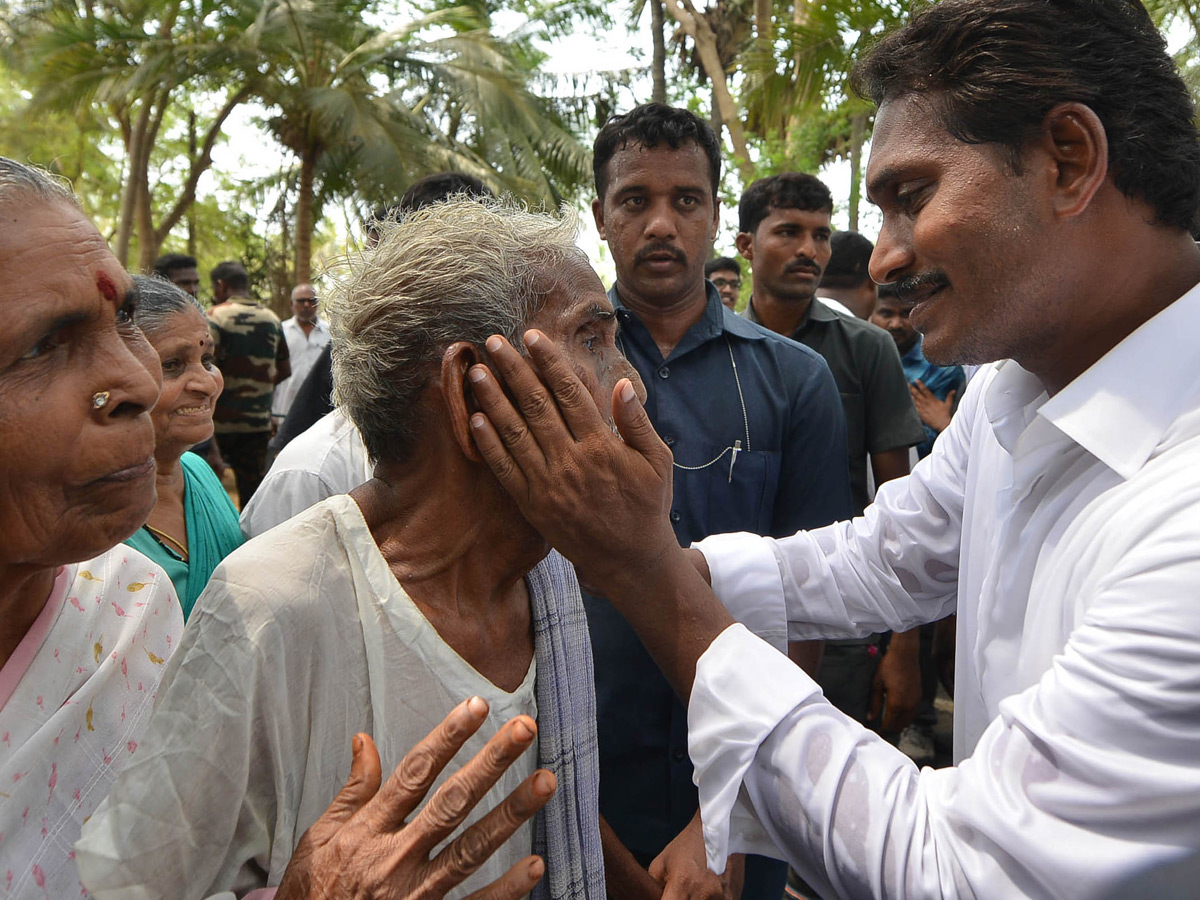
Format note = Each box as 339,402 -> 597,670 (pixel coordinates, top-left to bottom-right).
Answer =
271,283 -> 331,426
462,0 -> 1200,896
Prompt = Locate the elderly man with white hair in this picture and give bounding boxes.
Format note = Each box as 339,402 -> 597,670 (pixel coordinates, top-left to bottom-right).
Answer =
77,199 -> 639,899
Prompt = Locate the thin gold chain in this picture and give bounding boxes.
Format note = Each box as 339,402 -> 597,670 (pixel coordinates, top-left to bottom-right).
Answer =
144,524 -> 189,561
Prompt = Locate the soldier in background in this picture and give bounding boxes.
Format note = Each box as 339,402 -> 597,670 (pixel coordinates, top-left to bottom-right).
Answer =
208,260 -> 290,505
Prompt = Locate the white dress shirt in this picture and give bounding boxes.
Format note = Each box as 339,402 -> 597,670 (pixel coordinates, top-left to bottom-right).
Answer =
240,408 -> 372,537
270,316 -> 331,419
690,282 -> 1200,898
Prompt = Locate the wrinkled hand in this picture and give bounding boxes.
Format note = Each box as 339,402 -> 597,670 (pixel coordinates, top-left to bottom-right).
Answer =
910,381 -> 956,434
468,331 -> 678,591
649,814 -> 743,900
276,698 -> 556,900
869,631 -> 922,734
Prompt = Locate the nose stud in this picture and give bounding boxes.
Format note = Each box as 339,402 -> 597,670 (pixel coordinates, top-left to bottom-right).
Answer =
92,391 -> 111,409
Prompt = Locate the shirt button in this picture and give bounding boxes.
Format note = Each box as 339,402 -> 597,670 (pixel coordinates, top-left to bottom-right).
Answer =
658,366 -> 670,379
670,510 -> 681,523
672,749 -> 686,762
663,435 -> 676,447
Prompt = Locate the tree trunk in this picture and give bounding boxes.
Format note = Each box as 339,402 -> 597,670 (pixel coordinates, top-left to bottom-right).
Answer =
295,142 -> 317,285
187,109 -> 197,257
793,0 -> 806,86
662,0 -> 755,182
650,0 -> 667,104
755,0 -> 771,50
135,168 -> 156,270
711,82 -> 723,139
135,89 -> 171,271
115,103 -> 152,266
848,110 -> 866,232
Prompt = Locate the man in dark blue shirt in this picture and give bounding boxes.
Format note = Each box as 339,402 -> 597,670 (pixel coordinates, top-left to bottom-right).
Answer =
586,102 -> 851,899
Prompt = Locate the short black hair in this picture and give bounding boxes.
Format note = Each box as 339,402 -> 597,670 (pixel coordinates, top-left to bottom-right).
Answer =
210,260 -> 249,292
820,231 -> 875,290
851,0 -> 1200,232
593,103 -> 722,201
368,172 -> 495,234
153,253 -> 198,279
875,281 -> 901,300
738,173 -> 833,235
705,256 -> 742,276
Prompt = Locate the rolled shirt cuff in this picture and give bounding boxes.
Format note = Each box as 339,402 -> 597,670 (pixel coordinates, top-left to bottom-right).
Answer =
688,624 -> 821,872
692,533 -> 787,652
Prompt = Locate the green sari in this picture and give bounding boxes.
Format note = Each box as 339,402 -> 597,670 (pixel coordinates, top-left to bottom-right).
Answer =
124,451 -> 244,620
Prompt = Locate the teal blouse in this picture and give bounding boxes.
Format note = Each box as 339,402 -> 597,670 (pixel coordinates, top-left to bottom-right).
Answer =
125,452 -> 243,620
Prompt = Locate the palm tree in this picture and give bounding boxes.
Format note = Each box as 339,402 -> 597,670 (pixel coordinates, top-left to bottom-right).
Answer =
245,0 -> 591,282
2,0 -> 253,268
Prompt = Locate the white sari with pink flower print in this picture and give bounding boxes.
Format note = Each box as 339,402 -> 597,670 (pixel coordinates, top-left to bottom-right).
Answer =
0,546 -> 182,898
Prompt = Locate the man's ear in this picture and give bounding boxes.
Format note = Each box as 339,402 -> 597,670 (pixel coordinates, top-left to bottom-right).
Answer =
441,341 -> 487,463
735,231 -> 754,262
592,196 -> 607,241
1040,102 -> 1109,220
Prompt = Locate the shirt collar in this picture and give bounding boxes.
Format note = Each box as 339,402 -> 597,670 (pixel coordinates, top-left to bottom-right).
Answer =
1041,279 -> 1200,479
985,279 -> 1200,478
608,281 -> 766,345
743,295 -> 841,335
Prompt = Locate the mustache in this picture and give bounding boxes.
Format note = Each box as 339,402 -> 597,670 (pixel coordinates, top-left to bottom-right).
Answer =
635,243 -> 687,265
785,257 -> 822,276
892,270 -> 951,304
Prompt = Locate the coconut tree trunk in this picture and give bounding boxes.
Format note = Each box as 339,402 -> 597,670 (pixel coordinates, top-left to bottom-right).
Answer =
848,109 -> 866,232
295,141 -> 318,284
755,0 -> 771,49
650,0 -> 667,104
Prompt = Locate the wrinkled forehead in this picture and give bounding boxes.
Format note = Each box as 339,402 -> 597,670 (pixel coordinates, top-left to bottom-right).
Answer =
0,201 -> 129,311
529,253 -> 610,329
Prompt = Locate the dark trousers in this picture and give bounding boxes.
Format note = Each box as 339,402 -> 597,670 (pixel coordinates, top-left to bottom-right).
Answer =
815,637 -> 883,724
217,430 -> 271,508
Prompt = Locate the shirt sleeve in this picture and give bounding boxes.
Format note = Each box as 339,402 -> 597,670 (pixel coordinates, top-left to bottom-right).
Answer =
862,328 -> 926,455
695,370 -> 976,644
239,468 -> 337,538
274,323 -> 291,367
690,507 -> 1200,899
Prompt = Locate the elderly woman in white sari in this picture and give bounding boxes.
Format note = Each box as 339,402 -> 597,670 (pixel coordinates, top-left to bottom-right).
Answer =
0,158 -> 183,898
0,158 -> 555,900
78,199 -> 641,899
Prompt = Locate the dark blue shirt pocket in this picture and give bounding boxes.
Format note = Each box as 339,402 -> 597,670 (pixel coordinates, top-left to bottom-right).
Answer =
699,447 -> 782,538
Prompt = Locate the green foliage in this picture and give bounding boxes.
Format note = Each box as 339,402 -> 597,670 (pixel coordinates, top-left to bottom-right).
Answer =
0,0 -> 595,279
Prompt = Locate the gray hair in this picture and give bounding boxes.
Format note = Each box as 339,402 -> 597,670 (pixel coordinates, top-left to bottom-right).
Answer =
132,274 -> 205,339
327,197 -> 582,464
0,157 -> 78,209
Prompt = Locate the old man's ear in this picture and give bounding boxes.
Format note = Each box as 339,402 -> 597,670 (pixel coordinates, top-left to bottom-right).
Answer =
442,341 -> 489,463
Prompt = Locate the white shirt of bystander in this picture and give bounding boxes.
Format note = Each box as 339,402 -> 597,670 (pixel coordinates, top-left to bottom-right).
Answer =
240,408 -> 372,538
690,281 -> 1200,897
270,316 -> 331,420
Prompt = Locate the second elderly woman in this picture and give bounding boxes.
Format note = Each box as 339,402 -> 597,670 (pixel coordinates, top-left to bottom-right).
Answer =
122,275 -> 242,619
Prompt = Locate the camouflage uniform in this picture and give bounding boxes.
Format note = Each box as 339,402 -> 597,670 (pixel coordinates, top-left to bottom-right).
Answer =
209,299 -> 289,506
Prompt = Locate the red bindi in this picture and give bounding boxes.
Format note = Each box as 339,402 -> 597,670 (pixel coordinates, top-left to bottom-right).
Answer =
96,272 -> 118,304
